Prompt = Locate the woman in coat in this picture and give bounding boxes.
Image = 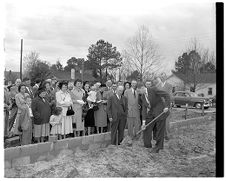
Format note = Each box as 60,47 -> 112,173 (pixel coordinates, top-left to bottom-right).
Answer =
70,79 -> 85,136
12,84 -> 29,136
55,81 -> 73,139
31,87 -> 51,143
94,84 -> 108,134
43,81 -> 56,113
8,79 -> 21,133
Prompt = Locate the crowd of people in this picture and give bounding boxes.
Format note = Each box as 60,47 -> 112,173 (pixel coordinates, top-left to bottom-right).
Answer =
4,76 -> 173,153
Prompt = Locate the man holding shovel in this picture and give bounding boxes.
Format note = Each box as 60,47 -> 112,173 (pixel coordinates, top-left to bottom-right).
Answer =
141,79 -> 170,153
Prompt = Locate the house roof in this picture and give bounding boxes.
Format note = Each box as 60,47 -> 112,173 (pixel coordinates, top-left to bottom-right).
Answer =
168,72 -> 216,84
52,71 -> 96,82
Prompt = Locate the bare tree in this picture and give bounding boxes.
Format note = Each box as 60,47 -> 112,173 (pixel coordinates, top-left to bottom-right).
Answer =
23,51 -> 52,81
186,37 -> 201,53
120,52 -> 134,80
23,51 -> 40,77
123,25 -> 162,81
201,48 -> 216,66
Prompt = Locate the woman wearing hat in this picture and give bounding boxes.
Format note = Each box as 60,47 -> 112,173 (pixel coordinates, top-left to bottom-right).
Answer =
31,87 -> 51,143
70,79 -> 85,137
12,84 -> 29,136
94,84 -> 108,134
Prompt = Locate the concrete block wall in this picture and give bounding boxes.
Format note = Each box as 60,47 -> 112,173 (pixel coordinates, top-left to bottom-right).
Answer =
4,116 -> 209,169
4,132 -> 112,169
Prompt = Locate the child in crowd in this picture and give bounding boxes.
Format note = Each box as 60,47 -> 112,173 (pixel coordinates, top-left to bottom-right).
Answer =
87,85 -> 97,109
49,107 -> 63,140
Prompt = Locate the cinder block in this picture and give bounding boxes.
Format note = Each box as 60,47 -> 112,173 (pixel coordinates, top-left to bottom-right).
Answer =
54,140 -> 69,151
37,142 -> 52,154
20,144 -> 38,157
5,136 -> 20,146
89,143 -> 101,150
93,134 -> 105,143
82,135 -> 94,145
4,160 -> 11,169
5,147 -> 21,160
104,133 -> 111,141
37,154 -> 47,162
12,156 -> 30,167
68,137 -> 82,149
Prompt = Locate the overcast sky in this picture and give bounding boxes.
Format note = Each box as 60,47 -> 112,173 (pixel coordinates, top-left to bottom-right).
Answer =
4,0 -> 216,75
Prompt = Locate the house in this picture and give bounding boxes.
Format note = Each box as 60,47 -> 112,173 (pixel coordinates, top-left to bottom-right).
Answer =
167,72 -> 216,98
52,70 -> 97,83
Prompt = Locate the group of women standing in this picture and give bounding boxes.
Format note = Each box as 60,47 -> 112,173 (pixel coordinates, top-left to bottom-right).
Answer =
4,78 -> 132,146
53,79 -> 110,139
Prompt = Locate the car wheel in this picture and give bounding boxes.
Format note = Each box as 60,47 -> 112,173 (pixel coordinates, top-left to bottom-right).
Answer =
176,105 -> 181,108
195,103 -> 202,109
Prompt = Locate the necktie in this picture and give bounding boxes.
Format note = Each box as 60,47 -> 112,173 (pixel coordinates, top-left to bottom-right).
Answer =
134,90 -> 136,98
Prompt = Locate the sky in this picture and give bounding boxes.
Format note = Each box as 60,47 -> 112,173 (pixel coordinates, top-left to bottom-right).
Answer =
3,0 -> 216,75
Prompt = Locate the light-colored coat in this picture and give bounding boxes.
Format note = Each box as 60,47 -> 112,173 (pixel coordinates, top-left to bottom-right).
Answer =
56,90 -> 73,116
124,88 -> 140,118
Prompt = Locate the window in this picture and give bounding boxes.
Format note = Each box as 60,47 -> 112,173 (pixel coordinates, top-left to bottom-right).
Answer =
208,88 -> 213,95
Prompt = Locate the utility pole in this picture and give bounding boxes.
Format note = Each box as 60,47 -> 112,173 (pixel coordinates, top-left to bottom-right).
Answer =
81,60 -> 84,83
106,42 -> 108,81
20,39 -> 23,80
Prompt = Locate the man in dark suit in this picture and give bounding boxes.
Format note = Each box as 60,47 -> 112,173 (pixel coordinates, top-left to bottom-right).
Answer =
105,82 -> 118,132
141,81 -> 170,153
107,85 -> 128,145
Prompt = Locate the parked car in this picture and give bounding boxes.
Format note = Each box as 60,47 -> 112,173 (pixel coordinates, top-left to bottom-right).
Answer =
209,95 -> 216,107
172,91 -> 210,109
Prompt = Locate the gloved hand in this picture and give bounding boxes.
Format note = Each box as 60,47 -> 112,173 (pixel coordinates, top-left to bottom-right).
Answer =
163,107 -> 169,113
141,124 -> 146,131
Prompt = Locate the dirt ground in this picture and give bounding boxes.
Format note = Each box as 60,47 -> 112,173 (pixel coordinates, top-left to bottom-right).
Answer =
5,115 -> 215,178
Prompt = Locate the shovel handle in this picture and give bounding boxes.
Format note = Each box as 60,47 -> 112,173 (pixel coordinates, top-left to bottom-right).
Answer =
136,111 -> 165,135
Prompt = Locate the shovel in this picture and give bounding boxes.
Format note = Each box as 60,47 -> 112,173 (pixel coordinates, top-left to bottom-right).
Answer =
121,111 -> 166,146
136,111 -> 166,135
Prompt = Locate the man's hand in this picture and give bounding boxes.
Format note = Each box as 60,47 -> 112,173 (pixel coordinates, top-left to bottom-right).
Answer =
109,118 -> 113,122
163,107 -> 169,113
141,125 -> 146,131
141,120 -> 146,130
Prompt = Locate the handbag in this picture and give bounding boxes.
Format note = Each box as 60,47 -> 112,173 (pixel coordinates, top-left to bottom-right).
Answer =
93,102 -> 99,111
66,106 -> 75,116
